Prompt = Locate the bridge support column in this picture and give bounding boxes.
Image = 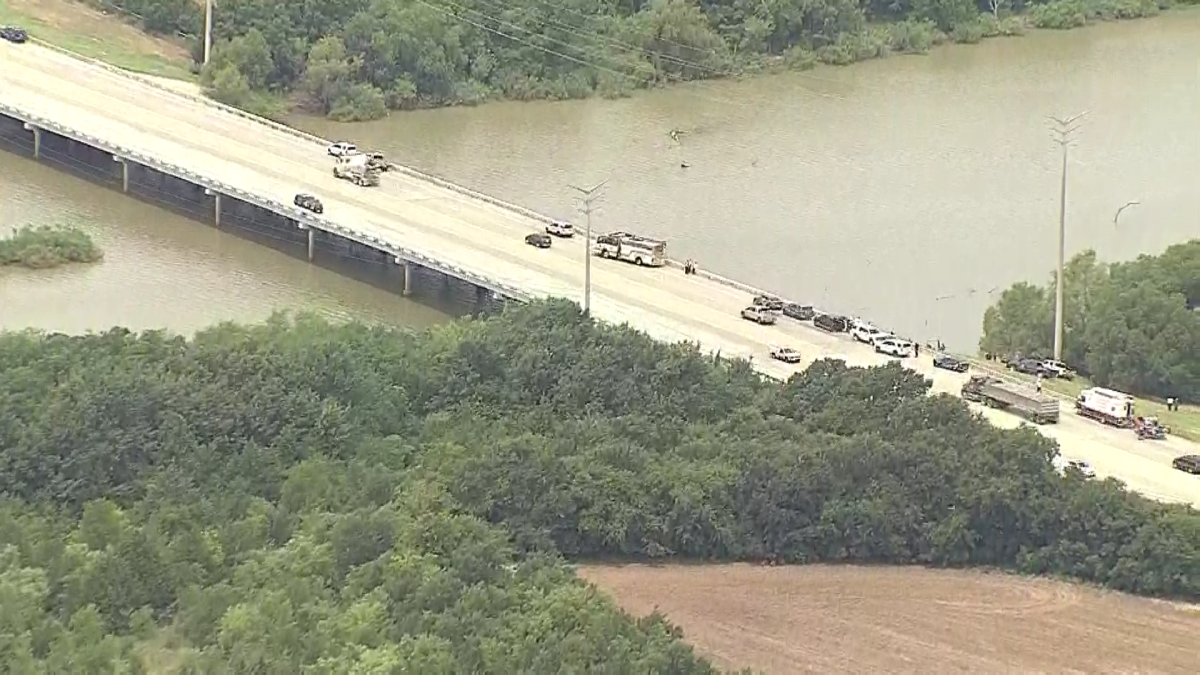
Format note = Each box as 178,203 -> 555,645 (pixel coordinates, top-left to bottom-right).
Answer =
113,156 -> 129,192
23,123 -> 40,158
307,228 -> 315,262
476,286 -> 490,310
402,261 -> 413,296
203,189 -> 222,227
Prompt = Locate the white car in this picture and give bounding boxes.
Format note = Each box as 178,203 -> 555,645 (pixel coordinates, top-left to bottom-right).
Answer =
770,347 -> 803,364
327,141 -> 357,157
546,221 -> 574,237
875,338 -> 914,358
1054,456 -> 1096,478
851,323 -> 890,344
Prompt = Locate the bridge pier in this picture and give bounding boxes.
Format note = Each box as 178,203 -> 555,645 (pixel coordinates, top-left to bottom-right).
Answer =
113,156 -> 129,192
307,227 -> 315,262
476,285 -> 490,309
23,123 -> 40,158
402,260 -> 413,296
203,189 -> 222,226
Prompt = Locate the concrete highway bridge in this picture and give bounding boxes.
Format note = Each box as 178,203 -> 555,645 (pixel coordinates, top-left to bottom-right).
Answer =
0,40 -> 1195,508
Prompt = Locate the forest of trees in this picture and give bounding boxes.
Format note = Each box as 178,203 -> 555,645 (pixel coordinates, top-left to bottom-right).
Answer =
980,239 -> 1200,401
89,0 -> 1185,119
2,300 -> 1198,670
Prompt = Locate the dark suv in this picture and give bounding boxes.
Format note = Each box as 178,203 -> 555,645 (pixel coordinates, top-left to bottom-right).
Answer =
752,295 -> 784,312
1,26 -> 28,43
1172,455 -> 1200,474
813,313 -> 849,333
294,193 -> 323,214
783,303 -> 815,321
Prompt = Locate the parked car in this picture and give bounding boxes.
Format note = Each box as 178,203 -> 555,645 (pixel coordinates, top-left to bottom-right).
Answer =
782,303 -> 815,321
1172,455 -> 1200,474
1009,357 -> 1051,377
293,193 -> 323,214
813,313 -> 849,333
770,346 -> 802,363
327,141 -> 357,157
752,295 -> 784,312
524,233 -> 552,249
875,338 -> 914,358
933,353 -> 969,373
1,25 -> 28,43
741,306 -> 777,325
1055,457 -> 1096,478
546,221 -> 574,237
1039,359 -> 1075,380
364,151 -> 389,171
851,323 -> 891,345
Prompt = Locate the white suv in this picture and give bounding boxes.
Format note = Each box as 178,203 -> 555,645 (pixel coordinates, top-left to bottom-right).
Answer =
546,221 -> 574,237
851,323 -> 890,344
327,141 -> 357,157
875,338 -> 914,358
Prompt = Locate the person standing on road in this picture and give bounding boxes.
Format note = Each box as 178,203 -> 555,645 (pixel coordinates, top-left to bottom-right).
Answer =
1035,374 -> 1043,394
1166,396 -> 1176,411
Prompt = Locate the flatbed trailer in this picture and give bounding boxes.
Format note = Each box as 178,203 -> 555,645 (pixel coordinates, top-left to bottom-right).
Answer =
961,376 -> 1060,424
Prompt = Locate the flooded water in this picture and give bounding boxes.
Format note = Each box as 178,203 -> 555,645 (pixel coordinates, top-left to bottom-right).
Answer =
0,149 -> 448,334
294,11 -> 1200,349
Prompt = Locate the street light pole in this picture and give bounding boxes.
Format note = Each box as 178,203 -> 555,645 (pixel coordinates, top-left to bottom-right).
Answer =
568,179 -> 609,317
204,0 -> 214,65
1048,111 -> 1088,362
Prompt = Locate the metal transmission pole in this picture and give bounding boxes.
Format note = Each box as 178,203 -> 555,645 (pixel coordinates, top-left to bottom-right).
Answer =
204,0 -> 214,65
1048,111 -> 1088,362
568,179 -> 609,317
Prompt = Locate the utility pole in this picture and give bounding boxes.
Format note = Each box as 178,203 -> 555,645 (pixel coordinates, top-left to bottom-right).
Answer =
1048,111 -> 1088,362
204,0 -> 214,65
568,179 -> 609,317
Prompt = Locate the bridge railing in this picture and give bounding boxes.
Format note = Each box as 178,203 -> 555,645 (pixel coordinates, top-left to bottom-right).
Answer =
0,99 -> 532,303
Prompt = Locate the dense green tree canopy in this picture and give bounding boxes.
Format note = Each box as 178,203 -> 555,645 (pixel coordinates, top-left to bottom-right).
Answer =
2,300 -> 1198,670
92,0 -> 1182,119
980,240 -> 1200,401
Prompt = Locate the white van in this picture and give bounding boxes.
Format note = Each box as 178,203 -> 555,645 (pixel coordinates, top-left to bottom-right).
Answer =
546,221 -> 574,237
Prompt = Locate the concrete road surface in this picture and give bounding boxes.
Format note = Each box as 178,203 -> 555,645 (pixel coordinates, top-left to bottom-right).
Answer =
1,42 -> 1195,507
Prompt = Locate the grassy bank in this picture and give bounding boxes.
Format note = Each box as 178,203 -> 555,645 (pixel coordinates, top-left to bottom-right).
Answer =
967,357 -> 1200,442
0,0 -> 195,81
0,225 -> 103,269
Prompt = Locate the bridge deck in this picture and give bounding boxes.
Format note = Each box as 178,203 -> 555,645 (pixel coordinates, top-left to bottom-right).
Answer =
0,41 -> 1195,507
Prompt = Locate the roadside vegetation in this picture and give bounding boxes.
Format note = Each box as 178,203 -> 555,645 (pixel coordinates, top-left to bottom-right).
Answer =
0,0 -> 195,80
0,225 -> 103,269
979,240 -> 1199,418
1,301 -> 1197,670
40,0 -> 1190,121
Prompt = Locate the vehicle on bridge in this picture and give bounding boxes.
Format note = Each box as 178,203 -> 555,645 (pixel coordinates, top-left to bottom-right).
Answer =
782,303 -> 815,320
545,221 -> 574,237
1133,416 -> 1168,440
333,155 -> 381,187
875,337 -> 914,358
1,26 -> 28,44
1053,456 -> 1096,478
594,232 -> 666,267
293,193 -> 323,214
1039,359 -> 1075,380
1075,387 -> 1135,428
850,322 -> 891,345
741,306 -> 777,325
813,313 -> 849,333
752,295 -> 784,312
524,233 -> 552,249
961,375 -> 1059,424
364,152 -> 389,172
933,353 -> 969,373
770,346 -> 802,363
327,141 -> 357,157
1173,455 -> 1200,474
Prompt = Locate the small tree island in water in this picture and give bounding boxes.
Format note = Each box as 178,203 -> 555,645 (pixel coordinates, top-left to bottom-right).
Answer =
0,225 -> 104,269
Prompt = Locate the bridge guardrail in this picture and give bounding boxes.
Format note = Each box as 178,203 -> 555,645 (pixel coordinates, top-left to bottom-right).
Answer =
0,100 -> 530,302
27,38 -> 808,309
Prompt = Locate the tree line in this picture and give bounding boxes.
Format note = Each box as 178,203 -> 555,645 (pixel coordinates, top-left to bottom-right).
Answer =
89,0 -> 1181,120
980,239 -> 1199,401
1,300 -> 1197,670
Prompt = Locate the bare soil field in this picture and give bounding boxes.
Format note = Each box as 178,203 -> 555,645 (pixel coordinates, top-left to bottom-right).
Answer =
578,564 -> 1200,674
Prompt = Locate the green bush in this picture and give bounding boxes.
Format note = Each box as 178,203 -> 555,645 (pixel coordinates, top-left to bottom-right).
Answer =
0,225 -> 103,269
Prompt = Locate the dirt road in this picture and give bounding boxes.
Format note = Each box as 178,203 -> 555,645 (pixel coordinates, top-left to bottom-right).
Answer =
579,564 -> 1200,674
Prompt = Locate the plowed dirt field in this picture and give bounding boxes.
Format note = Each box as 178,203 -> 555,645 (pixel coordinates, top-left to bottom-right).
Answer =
577,564 -> 1199,674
